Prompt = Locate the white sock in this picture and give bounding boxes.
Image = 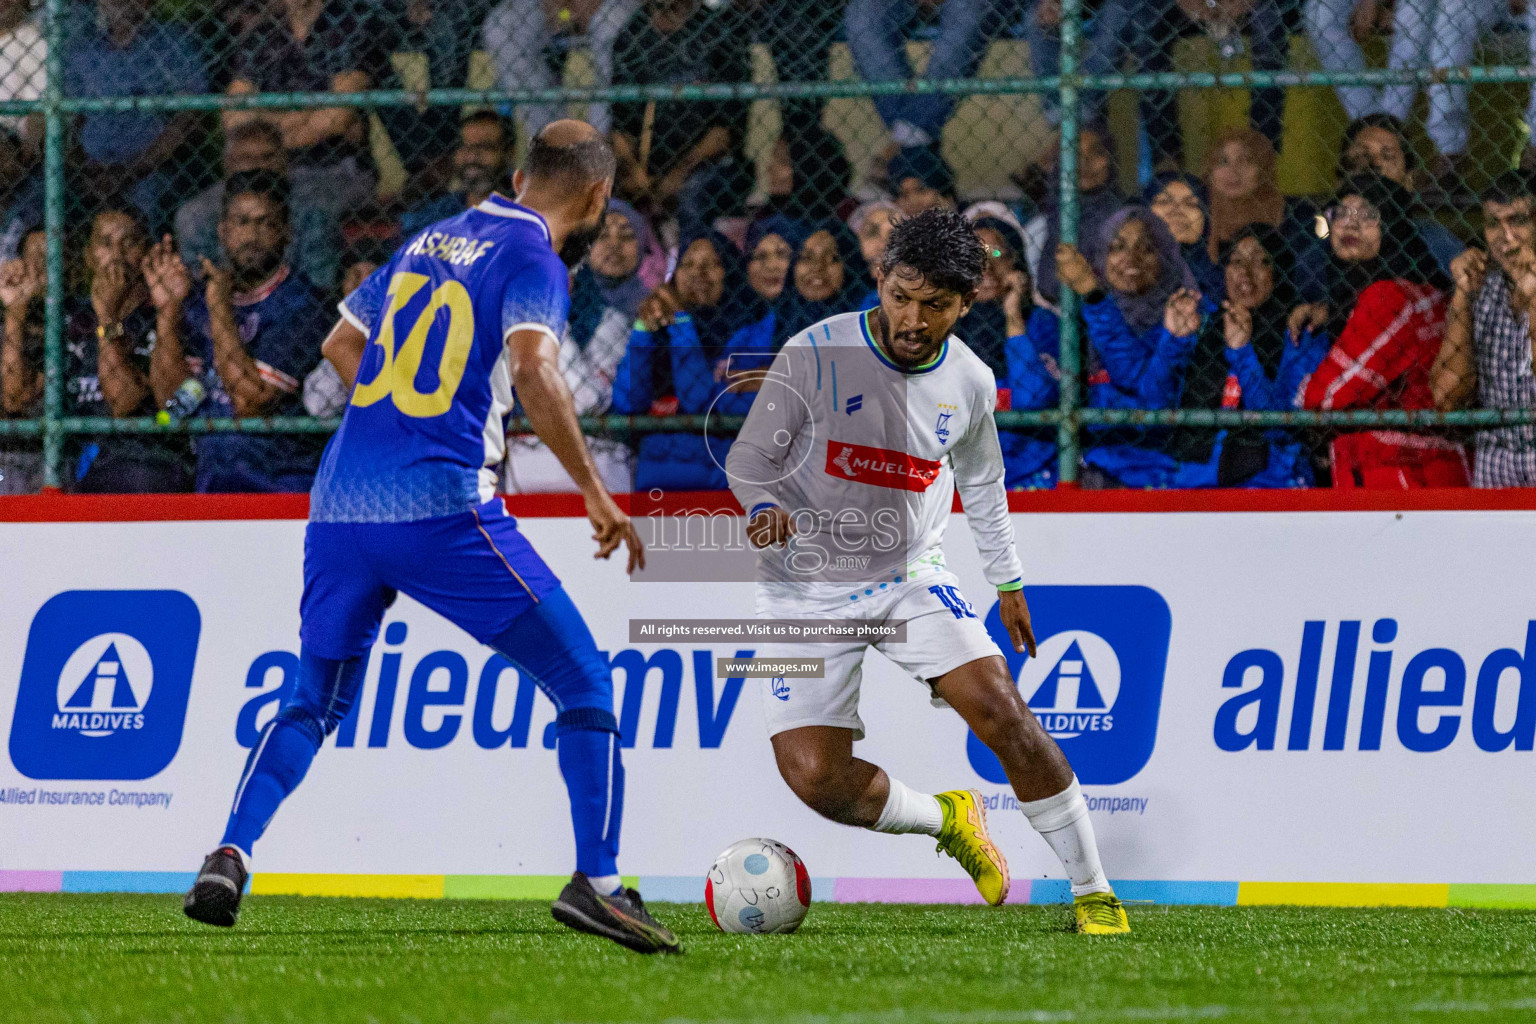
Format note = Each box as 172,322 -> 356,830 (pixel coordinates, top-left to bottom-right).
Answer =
1018,777 -> 1111,897
588,874 -> 622,896
872,777 -> 943,836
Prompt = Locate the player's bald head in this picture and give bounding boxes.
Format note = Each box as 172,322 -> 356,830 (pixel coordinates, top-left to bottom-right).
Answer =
523,119 -> 616,193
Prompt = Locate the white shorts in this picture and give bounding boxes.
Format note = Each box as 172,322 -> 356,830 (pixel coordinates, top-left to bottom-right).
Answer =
756,571 -> 1004,740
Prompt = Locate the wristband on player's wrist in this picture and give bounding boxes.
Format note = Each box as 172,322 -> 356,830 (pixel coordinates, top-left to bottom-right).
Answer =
747,502 -> 780,520
996,578 -> 1023,593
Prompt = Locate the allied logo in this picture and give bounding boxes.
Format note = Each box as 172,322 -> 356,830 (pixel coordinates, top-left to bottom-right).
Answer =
970,586 -> 1170,785
10,591 -> 200,780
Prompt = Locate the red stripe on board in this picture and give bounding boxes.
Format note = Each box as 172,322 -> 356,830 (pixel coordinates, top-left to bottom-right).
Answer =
2,488 -> 1536,522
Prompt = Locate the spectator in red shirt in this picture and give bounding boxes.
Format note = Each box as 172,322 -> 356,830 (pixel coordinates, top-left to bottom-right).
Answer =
1294,175 -> 1470,488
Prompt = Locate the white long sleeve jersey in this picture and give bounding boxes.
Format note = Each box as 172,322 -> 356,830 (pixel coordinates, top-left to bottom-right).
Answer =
725,309 -> 1022,607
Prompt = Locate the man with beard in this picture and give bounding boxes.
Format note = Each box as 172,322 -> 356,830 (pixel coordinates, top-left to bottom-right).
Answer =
399,112 -> 515,237
1432,171 -> 1536,487
182,122 -> 681,955
173,121 -> 344,292
147,169 -> 330,492
725,209 -> 1130,935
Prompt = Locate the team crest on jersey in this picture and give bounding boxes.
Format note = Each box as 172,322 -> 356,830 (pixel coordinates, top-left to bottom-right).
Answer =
934,403 -> 958,444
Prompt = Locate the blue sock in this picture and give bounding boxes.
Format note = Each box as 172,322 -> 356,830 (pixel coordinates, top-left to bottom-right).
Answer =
220,649 -> 368,856
555,715 -> 625,879
490,588 -> 622,879
220,709 -> 322,855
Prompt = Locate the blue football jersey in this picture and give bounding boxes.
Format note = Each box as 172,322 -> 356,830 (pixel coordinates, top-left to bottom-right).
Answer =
310,195 -> 570,522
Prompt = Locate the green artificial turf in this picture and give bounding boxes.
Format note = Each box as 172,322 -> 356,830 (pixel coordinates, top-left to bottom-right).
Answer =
1,894 -> 1533,1023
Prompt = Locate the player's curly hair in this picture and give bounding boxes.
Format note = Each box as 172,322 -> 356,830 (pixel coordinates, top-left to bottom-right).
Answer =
879,208 -> 986,297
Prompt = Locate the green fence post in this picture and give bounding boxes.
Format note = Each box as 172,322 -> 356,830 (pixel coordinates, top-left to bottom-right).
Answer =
1055,0 -> 1083,486
40,0 -> 63,490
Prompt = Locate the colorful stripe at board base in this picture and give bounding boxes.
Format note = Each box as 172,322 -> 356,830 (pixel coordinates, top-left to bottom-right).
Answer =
4,873 -> 1536,907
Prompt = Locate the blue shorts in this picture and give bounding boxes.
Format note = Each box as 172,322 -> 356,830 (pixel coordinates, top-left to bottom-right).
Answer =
299,499 -> 560,660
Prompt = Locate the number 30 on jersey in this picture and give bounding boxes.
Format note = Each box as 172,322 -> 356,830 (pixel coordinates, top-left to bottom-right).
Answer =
351,271 -> 473,418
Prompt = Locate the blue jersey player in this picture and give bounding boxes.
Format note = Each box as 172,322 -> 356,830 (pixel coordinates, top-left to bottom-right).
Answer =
184,122 -> 679,954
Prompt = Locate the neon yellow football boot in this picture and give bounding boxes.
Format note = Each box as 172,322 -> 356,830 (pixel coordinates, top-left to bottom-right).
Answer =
1073,891 -> 1130,934
934,789 -> 1009,906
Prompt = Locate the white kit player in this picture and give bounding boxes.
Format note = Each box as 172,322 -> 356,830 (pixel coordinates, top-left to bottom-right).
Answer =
725,209 -> 1128,934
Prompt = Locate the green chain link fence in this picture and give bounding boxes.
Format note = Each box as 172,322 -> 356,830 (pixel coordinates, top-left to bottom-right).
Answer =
0,0 -> 1533,493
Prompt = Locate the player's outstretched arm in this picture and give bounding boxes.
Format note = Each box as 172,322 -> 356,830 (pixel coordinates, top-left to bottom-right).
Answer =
507,328 -> 645,574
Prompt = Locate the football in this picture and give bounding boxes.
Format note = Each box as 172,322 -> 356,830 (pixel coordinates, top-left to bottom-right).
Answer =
705,838 -> 812,934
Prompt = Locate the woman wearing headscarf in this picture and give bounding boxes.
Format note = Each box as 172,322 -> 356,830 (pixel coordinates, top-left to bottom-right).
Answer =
1029,122 -> 1125,306
675,219 -> 868,418
1056,205 -> 1209,487
849,200 -> 899,310
611,228 -> 754,491
1295,174 -> 1469,488
977,221 -> 1063,490
776,220 -> 870,335
668,215 -> 803,417
1158,224 -> 1328,488
959,210 -> 1029,379
503,201 -> 659,493
1337,113 -> 1462,275
1145,172 -> 1224,302
1205,127 -> 1324,302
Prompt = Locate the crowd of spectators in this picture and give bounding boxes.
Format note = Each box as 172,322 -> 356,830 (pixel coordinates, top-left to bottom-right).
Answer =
0,0 -> 1534,496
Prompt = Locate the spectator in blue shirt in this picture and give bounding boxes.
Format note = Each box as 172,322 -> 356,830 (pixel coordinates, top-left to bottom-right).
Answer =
400,112 -> 515,238
1137,223 -> 1323,489
174,120 -> 343,292
1145,172 -> 1224,303
670,215 -> 801,411
1056,206 -> 1209,488
967,215 -> 1061,490
63,0 -> 207,231
147,170 -> 329,492
671,218 -> 868,419
960,214 -> 1029,380
1202,224 -> 1326,487
612,228 -> 753,490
